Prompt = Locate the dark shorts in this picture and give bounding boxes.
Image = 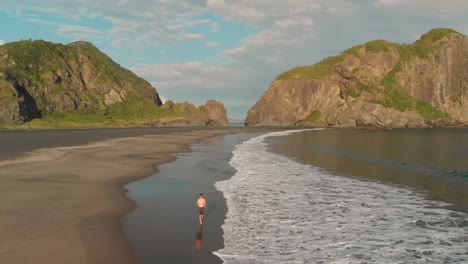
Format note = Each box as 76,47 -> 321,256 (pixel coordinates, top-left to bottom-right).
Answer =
198,207 -> 204,215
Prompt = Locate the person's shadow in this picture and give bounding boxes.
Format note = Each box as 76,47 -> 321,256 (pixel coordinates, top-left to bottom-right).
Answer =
194,224 -> 203,253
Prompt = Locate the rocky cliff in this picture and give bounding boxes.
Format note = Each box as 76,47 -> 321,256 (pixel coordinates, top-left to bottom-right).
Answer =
0,40 -> 162,124
245,28 -> 467,128
0,40 -> 228,127
160,99 -> 229,126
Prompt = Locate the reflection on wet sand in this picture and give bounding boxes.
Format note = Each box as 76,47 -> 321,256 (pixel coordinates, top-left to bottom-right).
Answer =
194,224 -> 203,253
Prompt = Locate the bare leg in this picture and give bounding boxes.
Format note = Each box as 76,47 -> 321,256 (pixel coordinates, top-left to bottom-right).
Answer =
199,215 -> 202,225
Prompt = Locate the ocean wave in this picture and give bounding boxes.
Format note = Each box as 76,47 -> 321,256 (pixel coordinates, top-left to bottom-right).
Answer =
214,130 -> 468,264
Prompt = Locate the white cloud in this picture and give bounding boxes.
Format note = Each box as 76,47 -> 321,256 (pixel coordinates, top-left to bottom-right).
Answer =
133,62 -> 231,90
27,5 -> 93,20
112,38 -> 143,49
117,0 -> 128,6
205,41 -> 218,47
210,22 -> 221,33
177,33 -> 205,41
6,0 -> 209,47
0,40 -> 5,46
206,0 -> 332,26
26,18 -> 52,24
206,1 -> 354,72
56,25 -> 102,40
184,19 -> 210,27
166,25 -> 182,31
375,0 -> 468,18
221,14 -> 316,67
133,61 -> 229,81
111,38 -> 131,47
224,46 -> 246,56
207,0 -> 269,25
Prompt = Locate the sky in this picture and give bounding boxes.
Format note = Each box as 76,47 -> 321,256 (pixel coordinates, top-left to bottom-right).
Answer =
0,1 -> 467,119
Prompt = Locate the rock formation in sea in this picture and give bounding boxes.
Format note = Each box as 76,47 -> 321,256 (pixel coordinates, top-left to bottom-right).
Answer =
245,28 -> 467,128
0,40 -> 228,127
160,99 -> 229,126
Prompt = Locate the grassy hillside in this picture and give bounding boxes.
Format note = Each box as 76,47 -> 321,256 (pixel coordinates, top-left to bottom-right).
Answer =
0,39 -> 190,127
0,97 -> 188,129
0,40 -> 159,113
275,28 -> 461,120
277,29 -> 460,81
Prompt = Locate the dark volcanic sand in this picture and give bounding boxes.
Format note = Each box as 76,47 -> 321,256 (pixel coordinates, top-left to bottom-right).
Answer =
122,133 -> 264,264
0,127 -> 244,160
0,127 -> 280,264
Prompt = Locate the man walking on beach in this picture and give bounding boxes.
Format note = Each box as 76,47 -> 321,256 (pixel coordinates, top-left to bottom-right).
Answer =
197,193 -> 206,225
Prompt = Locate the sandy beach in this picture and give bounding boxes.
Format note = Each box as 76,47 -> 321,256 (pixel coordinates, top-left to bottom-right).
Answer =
0,127 -> 276,264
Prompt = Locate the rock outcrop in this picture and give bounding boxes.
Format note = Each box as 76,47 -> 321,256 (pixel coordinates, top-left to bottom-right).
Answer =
0,40 -> 162,124
203,99 -> 229,126
159,99 -> 229,126
245,29 -> 467,128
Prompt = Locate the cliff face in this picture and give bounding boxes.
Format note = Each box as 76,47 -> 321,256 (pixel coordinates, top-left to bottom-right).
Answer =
203,99 -> 229,126
160,99 -> 229,126
0,40 -> 162,124
245,29 -> 467,127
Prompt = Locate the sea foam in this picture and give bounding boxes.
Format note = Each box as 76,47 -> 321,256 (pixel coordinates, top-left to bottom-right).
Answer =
214,130 -> 468,263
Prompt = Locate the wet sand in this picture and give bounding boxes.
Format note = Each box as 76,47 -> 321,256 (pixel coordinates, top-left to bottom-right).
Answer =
0,127 -> 277,264
0,127 -> 245,160
122,133 -> 263,263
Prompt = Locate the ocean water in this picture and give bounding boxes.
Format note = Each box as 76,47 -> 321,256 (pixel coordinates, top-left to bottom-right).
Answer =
214,129 -> 468,263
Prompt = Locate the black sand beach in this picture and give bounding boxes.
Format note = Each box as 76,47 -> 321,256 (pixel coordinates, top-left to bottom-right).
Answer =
122,133 -> 263,264
0,127 -> 278,263
0,127 -> 245,160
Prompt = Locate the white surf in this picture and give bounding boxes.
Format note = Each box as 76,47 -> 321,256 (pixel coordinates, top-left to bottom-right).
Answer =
214,130 -> 468,263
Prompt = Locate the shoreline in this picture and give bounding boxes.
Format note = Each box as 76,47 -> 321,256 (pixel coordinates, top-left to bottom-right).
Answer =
122,132 -> 264,263
0,127 -> 279,264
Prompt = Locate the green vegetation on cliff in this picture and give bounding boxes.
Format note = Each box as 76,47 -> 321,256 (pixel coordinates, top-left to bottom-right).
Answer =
0,40 -> 158,115
276,40 -> 400,81
0,39 -> 191,127
276,55 -> 345,80
375,29 -> 458,120
277,29 -> 460,82
275,28 -> 460,121
23,96 -> 184,128
297,110 -> 321,125
1,40 -> 139,85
